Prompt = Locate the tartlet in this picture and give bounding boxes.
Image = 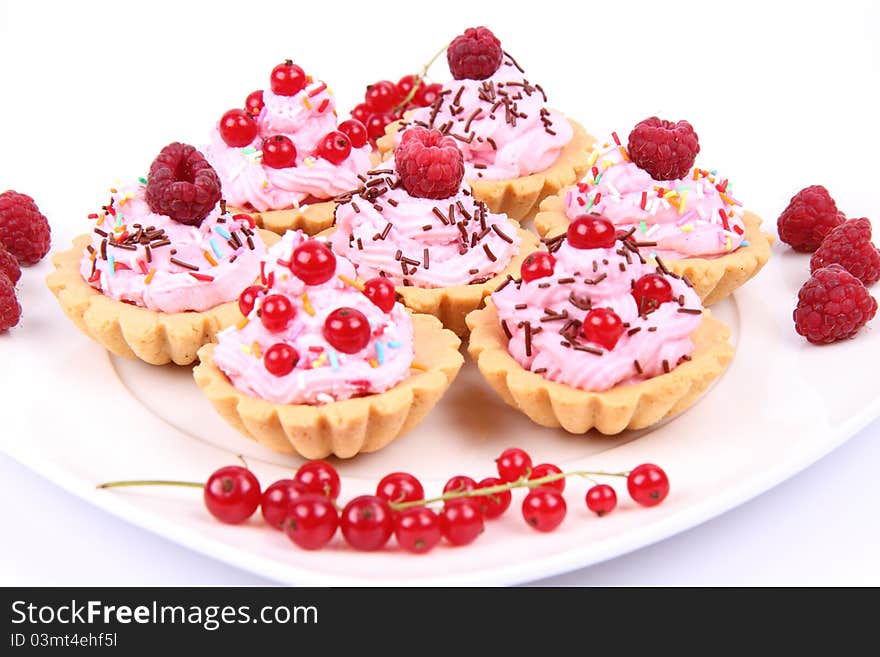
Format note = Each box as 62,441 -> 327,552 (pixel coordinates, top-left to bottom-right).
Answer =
193,230 -> 463,459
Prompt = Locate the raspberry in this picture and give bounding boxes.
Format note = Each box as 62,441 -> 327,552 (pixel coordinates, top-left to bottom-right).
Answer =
0,273 -> 21,332
0,246 -> 21,284
793,265 -> 877,344
777,185 -> 845,252
145,143 -> 222,226
627,117 -> 700,181
0,191 -> 51,266
395,127 -> 464,200
447,26 -> 503,80
810,218 -> 880,286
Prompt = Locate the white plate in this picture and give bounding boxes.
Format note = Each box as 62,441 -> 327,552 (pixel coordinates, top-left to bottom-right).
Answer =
3,236 -> 878,586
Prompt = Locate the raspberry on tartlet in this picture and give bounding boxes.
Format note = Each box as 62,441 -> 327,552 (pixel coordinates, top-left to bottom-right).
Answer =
627,117 -> 700,181
395,127 -> 465,199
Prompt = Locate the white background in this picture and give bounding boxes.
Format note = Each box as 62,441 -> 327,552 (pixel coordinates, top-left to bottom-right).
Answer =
1,0 -> 878,585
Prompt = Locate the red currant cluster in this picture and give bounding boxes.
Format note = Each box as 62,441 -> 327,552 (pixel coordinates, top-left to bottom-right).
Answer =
350,76 -> 442,145
100,448 -> 670,554
217,61 -> 365,166
520,216 -> 677,351
238,239 -> 397,376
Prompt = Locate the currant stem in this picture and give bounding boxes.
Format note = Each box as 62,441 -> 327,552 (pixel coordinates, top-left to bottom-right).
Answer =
392,42 -> 450,114
390,470 -> 631,511
97,480 -> 204,490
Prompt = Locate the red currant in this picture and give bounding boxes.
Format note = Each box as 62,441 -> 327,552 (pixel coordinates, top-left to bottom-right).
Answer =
529,463 -> 565,493
585,484 -> 617,517
627,464 -> 670,507
262,135 -> 297,169
632,274 -> 674,314
316,130 -> 352,164
395,75 -> 418,103
520,251 -> 556,283
364,80 -> 397,112
376,472 -> 424,504
263,343 -> 299,377
363,277 -> 396,312
283,494 -> 338,550
270,60 -> 306,96
322,307 -> 371,354
443,475 -> 477,495
567,215 -> 616,249
581,308 -> 625,350
340,495 -> 394,551
439,499 -> 484,546
521,489 -> 567,532
238,285 -> 263,316
245,90 -> 264,117
496,447 -> 532,483
203,466 -> 261,524
351,103 -> 372,125
218,109 -> 258,147
337,119 -> 368,149
366,112 -> 394,141
394,507 -> 441,554
261,479 -> 308,529
260,294 -> 295,332
415,83 -> 442,107
289,239 -> 336,285
293,460 -> 341,500
476,477 -> 512,519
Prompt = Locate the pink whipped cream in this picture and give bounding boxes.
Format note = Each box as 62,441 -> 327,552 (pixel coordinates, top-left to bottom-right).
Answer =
330,163 -> 521,287
213,230 -> 414,405
79,183 -> 265,313
564,138 -> 747,258
396,55 -> 572,181
206,83 -> 372,212
492,238 -> 703,392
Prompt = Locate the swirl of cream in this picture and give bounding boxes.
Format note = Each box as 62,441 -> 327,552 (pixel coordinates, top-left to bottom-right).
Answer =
564,138 -> 747,258
212,231 -> 414,405
492,239 -> 702,392
78,183 -> 265,313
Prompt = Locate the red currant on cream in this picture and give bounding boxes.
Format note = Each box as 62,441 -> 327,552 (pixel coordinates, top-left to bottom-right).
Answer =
317,131 -> 352,164
477,477 -> 512,519
293,461 -> 341,501
496,448 -> 532,483
323,308 -> 371,354
394,507 -> 441,554
340,495 -> 394,551
270,60 -> 306,96
581,308 -> 625,350
627,464 -> 670,507
245,90 -> 264,117
203,466 -> 261,524
238,285 -> 263,316
219,109 -> 258,147
585,484 -> 617,517
520,251 -> 556,283
376,472 -> 424,504
289,240 -> 336,285
365,80 -> 397,112
283,494 -> 339,550
439,499 -> 484,546
351,103 -> 371,125
263,343 -> 299,377
261,479 -> 308,529
567,215 -> 616,249
521,489 -> 567,532
262,135 -> 297,169
366,112 -> 394,141
259,294 -> 295,332
337,119 -> 368,149
529,463 -> 565,493
363,277 -> 396,312
632,274 -> 674,314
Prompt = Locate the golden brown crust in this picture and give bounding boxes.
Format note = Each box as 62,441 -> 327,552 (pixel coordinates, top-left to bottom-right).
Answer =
193,312 -> 464,459
466,300 -> 735,434
233,202 -> 337,237
377,117 -> 596,222
534,190 -> 773,305
45,231 -> 280,366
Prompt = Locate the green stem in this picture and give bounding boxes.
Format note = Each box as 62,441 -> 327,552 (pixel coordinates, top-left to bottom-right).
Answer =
390,469 -> 630,511
392,42 -> 450,114
97,480 -> 204,490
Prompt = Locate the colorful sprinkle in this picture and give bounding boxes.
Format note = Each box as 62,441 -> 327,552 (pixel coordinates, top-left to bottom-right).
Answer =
144,268 -> 156,284
369,358 -> 379,368
302,293 -> 315,316
252,342 -> 262,359
741,240 -> 750,247
327,349 -> 339,371
108,254 -> 116,274
386,341 -> 402,348
236,316 -> 250,329
203,250 -> 218,267
376,341 -> 386,365
214,225 -> 232,240
338,274 -> 364,291
209,238 -> 224,261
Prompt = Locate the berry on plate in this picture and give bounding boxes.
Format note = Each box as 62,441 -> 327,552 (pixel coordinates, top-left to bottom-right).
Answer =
777,185 -> 845,252
0,190 -> 51,265
0,246 -> 21,284
810,218 -> 880,286
627,117 -> 700,181
794,264 -> 877,344
0,273 -> 21,331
